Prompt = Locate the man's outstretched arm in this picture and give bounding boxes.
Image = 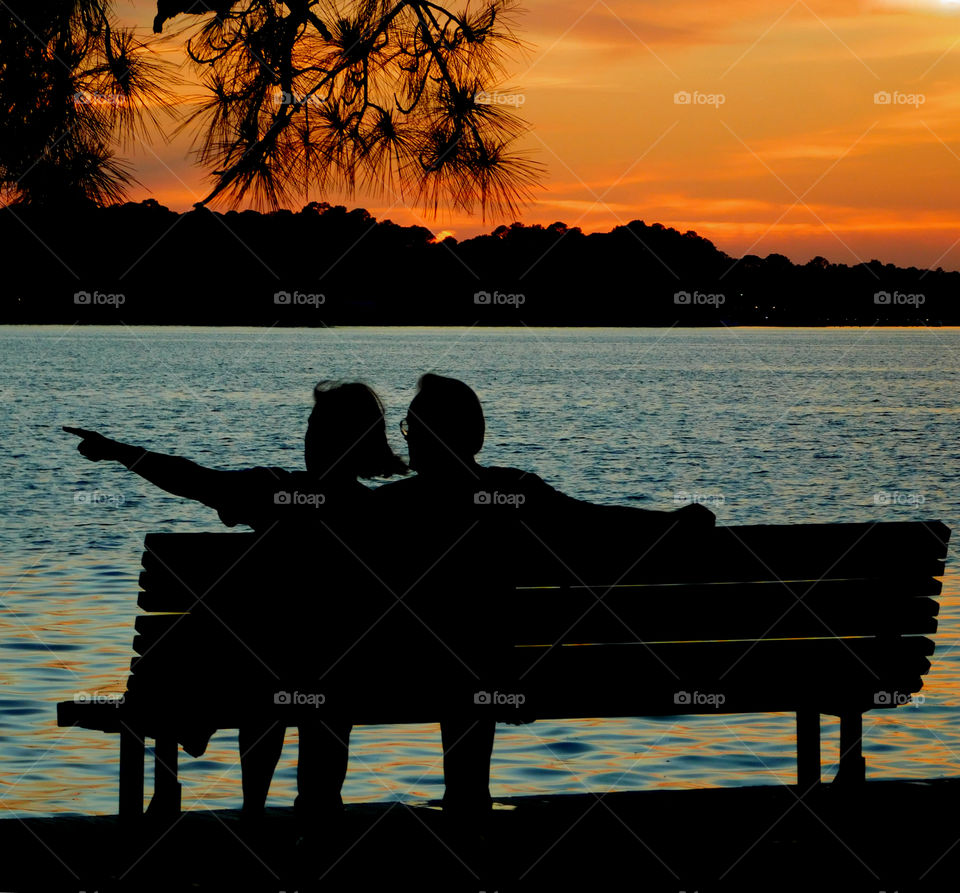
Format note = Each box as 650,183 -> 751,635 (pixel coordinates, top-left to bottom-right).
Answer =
528,473 -> 715,531
505,472 -> 714,584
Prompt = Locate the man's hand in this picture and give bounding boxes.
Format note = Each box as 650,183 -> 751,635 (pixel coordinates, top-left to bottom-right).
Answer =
675,501 -> 716,528
63,426 -> 122,462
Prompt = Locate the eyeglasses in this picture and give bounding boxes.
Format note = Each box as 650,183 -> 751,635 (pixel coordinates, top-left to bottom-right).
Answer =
400,418 -> 409,438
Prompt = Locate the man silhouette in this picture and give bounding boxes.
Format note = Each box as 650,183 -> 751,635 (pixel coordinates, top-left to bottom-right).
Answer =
373,374 -> 714,824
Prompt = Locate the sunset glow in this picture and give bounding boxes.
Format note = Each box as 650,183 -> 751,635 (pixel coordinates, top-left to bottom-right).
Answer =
121,0 -> 960,268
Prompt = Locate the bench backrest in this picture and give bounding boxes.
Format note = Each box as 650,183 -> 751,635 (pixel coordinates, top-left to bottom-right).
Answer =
129,521 -> 949,723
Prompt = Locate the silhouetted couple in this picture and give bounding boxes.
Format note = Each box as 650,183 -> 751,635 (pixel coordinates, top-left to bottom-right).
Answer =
65,374 -> 713,835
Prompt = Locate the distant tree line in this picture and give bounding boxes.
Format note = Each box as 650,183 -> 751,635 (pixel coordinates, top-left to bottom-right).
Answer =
2,200 -> 956,325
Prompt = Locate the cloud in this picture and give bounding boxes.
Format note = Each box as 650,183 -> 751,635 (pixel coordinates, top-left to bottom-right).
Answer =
522,0 -> 866,50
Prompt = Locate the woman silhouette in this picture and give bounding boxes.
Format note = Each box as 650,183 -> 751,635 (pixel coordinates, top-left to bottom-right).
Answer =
65,380 -> 407,826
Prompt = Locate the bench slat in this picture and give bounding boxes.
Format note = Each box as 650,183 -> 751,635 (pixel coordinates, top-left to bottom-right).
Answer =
514,520 -> 950,583
504,588 -> 939,643
124,634 -> 934,697
134,581 -> 941,644
140,522 -> 950,591
110,636 -> 936,727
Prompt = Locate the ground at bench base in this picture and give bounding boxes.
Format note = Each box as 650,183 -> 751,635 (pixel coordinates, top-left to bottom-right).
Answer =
4,779 -> 960,892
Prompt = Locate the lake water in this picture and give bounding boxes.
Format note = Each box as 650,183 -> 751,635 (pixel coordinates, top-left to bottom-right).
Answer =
2,325 -> 960,819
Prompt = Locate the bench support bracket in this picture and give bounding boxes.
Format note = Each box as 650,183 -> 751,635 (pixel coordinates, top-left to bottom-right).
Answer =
119,725 -> 145,818
835,710 -> 866,785
796,710 -> 821,790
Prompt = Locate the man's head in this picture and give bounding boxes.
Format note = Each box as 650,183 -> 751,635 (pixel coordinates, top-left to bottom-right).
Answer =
404,374 -> 485,473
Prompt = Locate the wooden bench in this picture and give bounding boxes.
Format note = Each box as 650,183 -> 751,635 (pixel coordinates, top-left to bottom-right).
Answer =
57,519 -> 950,818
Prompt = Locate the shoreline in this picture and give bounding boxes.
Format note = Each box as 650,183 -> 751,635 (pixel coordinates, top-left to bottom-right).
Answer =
2,323 -> 957,331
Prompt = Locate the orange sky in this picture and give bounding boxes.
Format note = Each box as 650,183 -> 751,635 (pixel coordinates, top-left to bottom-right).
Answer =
121,0 -> 960,269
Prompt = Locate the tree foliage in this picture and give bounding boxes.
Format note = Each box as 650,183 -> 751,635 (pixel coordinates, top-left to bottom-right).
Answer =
0,1 -> 542,215
0,1 -> 174,206
161,0 -> 542,216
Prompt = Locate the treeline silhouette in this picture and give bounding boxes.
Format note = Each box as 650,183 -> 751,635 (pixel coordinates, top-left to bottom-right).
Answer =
2,200 -> 956,325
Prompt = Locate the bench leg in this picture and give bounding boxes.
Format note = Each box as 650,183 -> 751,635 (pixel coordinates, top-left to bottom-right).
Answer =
148,736 -> 181,819
119,725 -> 145,819
834,711 -> 866,785
796,710 -> 820,790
